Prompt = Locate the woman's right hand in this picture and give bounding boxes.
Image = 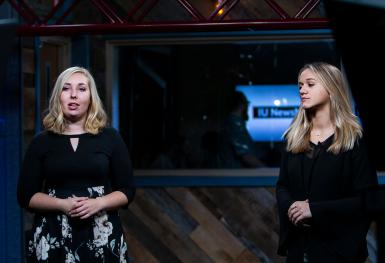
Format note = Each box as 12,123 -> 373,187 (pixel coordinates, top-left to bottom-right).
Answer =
288,199 -> 312,225
58,196 -> 89,215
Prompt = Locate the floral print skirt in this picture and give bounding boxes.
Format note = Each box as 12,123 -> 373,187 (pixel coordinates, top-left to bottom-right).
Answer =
26,186 -> 130,263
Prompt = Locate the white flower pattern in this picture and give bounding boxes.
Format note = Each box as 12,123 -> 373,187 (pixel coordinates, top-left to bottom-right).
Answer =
27,186 -> 129,262
87,186 -> 104,197
64,247 -> 76,263
119,234 -> 128,263
36,234 -> 50,260
61,215 -> 72,239
93,211 -> 113,248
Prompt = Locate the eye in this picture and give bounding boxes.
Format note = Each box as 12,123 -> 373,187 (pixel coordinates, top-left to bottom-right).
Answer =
62,86 -> 69,91
308,83 -> 315,87
79,86 -> 87,92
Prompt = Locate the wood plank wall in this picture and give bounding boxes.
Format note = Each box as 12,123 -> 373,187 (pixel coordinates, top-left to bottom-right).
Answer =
120,187 -> 284,263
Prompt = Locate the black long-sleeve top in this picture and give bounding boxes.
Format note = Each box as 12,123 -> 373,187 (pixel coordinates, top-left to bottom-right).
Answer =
17,127 -> 135,209
276,135 -> 378,262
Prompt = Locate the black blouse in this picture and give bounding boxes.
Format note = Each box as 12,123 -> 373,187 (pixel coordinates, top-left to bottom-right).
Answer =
17,127 -> 135,209
276,136 -> 378,262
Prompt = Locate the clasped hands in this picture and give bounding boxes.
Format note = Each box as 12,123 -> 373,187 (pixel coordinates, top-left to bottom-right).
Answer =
288,199 -> 312,226
60,195 -> 106,219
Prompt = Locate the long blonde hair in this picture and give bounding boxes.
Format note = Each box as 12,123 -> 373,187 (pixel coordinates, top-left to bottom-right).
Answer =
43,66 -> 107,134
284,62 -> 362,154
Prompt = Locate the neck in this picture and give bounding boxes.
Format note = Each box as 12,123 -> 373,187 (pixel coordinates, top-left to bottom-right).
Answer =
309,104 -> 335,140
311,103 -> 333,130
64,118 -> 86,135
312,113 -> 333,131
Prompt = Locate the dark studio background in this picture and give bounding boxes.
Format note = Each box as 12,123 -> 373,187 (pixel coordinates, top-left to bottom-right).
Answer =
118,41 -> 340,169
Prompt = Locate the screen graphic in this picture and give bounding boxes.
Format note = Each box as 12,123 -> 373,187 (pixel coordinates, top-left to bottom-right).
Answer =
236,85 -> 300,142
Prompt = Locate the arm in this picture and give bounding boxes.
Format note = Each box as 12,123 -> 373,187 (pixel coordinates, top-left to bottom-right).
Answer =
29,192 -> 88,214
17,134 -> 48,211
68,191 -> 128,219
276,148 -> 295,214
309,138 -> 378,226
108,129 -> 136,206
276,146 -> 296,255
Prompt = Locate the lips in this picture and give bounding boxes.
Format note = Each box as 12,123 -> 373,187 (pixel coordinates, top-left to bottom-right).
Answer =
68,102 -> 80,110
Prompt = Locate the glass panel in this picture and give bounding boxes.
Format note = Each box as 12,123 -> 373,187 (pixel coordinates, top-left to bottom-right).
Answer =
118,39 -> 340,169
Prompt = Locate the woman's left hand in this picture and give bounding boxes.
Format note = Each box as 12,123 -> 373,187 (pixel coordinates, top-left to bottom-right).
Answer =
288,199 -> 312,225
68,197 -> 106,219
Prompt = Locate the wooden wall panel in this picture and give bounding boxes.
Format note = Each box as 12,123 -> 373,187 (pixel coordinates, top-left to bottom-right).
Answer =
123,227 -> 160,263
120,187 -> 283,263
167,188 -> 253,262
197,188 -> 281,263
129,191 -> 212,263
120,210 -> 182,263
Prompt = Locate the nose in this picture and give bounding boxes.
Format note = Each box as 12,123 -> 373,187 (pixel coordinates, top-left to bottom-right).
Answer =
299,87 -> 307,96
70,89 -> 77,99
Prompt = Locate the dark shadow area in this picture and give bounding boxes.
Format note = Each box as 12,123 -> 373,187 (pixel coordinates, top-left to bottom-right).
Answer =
325,1 -> 385,262
325,1 -> 385,171
118,40 -> 341,169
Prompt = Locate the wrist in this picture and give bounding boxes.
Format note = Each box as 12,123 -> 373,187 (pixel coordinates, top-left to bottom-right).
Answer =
96,197 -> 106,211
55,198 -> 66,213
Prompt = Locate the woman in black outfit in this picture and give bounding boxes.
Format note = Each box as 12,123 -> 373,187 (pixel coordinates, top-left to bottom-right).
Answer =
276,62 -> 378,263
17,67 -> 135,262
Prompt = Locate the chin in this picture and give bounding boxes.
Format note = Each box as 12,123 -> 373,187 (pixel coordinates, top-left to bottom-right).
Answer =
65,112 -> 78,117
64,112 -> 83,120
302,101 -> 317,109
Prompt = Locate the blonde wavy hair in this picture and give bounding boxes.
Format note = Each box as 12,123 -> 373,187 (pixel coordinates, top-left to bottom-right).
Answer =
284,62 -> 362,154
43,66 -> 107,134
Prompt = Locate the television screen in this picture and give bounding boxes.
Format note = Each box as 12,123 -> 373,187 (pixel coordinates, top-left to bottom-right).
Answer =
236,84 -> 300,142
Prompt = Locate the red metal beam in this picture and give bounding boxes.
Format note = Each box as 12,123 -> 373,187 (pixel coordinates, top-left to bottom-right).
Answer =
19,0 -> 41,24
55,0 -> 80,25
175,0 -> 205,21
136,0 -> 159,22
126,0 -> 146,20
16,18 -> 330,36
263,0 -> 290,19
42,0 -> 66,24
208,0 -> 230,20
218,0 -> 240,21
295,0 -> 321,19
8,0 -> 40,25
90,0 -> 120,24
4,0 -> 327,36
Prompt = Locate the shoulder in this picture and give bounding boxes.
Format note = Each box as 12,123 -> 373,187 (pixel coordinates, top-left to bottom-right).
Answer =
29,130 -> 54,145
99,127 -> 121,138
351,134 -> 367,151
281,139 -> 291,155
340,134 -> 371,161
25,130 -> 57,154
96,127 -> 125,144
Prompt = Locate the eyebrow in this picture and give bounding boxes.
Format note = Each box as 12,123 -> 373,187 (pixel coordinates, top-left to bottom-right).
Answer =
63,82 -> 87,86
298,78 -> 316,82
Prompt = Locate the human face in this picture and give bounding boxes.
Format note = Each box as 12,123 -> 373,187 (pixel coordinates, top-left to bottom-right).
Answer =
60,72 -> 91,122
298,69 -> 330,110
